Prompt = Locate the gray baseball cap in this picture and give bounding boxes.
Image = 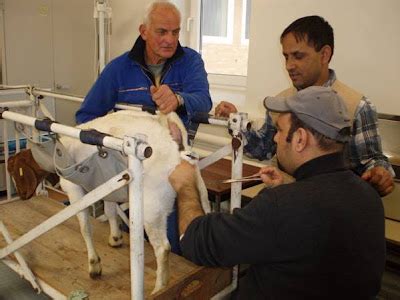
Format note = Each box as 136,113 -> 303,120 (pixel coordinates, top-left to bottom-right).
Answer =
264,86 -> 351,142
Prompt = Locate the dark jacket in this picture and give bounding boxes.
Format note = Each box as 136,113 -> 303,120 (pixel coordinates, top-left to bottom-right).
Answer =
76,36 -> 212,127
181,153 -> 385,299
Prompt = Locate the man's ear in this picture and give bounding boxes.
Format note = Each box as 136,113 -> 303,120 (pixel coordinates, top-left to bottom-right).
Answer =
139,24 -> 147,40
320,45 -> 332,64
293,128 -> 308,152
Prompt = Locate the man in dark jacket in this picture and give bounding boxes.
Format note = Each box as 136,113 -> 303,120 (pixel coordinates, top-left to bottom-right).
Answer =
169,86 -> 385,299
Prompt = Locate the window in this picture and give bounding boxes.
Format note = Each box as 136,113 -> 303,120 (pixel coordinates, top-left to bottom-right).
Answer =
190,0 -> 252,80
202,0 -> 234,44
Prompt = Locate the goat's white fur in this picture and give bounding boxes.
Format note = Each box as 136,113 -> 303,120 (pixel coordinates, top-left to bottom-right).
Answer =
59,110 -> 210,294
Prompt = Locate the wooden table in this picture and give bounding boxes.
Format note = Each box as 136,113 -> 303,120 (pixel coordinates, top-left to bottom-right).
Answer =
200,158 -> 261,211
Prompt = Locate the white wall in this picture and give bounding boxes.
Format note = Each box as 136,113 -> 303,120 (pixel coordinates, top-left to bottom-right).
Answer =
109,0 -> 189,60
245,0 -> 400,118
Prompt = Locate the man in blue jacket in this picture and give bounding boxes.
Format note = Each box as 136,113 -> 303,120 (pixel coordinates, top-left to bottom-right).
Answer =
76,1 -> 212,255
76,1 -> 212,127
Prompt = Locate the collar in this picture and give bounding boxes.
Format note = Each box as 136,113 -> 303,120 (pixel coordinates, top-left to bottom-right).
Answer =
293,152 -> 347,181
323,69 -> 337,87
296,69 -> 337,91
128,36 -> 185,68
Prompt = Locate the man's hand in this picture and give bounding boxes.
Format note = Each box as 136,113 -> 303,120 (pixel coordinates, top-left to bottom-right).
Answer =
361,166 -> 394,196
258,166 -> 284,188
215,101 -> 238,117
150,85 -> 179,114
169,160 -> 197,193
169,160 -> 204,237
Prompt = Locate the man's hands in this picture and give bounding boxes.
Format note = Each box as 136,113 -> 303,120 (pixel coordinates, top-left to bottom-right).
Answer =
361,166 -> 394,196
150,85 -> 179,114
258,166 -> 285,188
215,101 -> 238,117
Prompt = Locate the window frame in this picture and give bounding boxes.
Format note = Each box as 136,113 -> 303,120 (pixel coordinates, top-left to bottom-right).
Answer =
188,0 -> 249,88
240,0 -> 250,45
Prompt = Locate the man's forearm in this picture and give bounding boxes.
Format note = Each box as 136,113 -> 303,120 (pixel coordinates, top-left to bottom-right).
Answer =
176,183 -> 205,237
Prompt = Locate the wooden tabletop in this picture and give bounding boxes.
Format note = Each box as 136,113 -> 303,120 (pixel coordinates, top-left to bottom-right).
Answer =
200,158 -> 261,198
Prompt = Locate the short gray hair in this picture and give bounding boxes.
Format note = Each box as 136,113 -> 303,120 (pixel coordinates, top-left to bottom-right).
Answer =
143,1 -> 181,26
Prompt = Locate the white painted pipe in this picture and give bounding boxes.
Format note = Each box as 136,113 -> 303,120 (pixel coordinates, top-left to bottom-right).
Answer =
31,88 -> 84,103
0,100 -> 32,108
31,88 -> 153,113
0,170 -> 131,259
3,119 -> 12,201
127,136 -> 145,300
0,85 -> 30,90
1,111 -> 126,153
198,143 -> 232,170
97,2 -> 106,73
230,141 -> 244,210
195,131 -> 231,148
211,113 -> 247,299
0,222 -> 41,292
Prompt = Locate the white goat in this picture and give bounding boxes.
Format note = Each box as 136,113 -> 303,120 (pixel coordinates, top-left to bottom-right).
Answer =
58,110 -> 210,294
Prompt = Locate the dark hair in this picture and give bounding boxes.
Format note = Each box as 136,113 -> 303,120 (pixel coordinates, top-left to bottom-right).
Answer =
286,113 -> 344,151
281,16 -> 334,62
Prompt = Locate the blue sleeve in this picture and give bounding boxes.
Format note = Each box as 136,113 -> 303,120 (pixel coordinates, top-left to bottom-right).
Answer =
244,112 -> 277,160
349,98 -> 394,176
178,51 -> 212,120
75,62 -> 119,124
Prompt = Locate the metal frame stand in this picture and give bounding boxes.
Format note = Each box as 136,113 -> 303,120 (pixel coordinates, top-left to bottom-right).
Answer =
0,110 -> 151,300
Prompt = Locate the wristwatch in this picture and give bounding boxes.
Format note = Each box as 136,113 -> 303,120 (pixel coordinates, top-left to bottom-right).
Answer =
176,93 -> 185,107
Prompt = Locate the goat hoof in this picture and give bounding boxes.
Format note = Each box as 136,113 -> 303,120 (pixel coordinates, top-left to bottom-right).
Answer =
89,269 -> 102,279
108,235 -> 123,247
89,256 -> 102,278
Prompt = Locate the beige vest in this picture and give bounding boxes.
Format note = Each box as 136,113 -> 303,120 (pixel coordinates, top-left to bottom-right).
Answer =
275,80 -> 363,124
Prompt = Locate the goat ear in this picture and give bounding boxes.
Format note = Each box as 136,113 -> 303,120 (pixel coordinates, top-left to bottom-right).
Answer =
165,112 -> 189,150
168,120 -> 184,151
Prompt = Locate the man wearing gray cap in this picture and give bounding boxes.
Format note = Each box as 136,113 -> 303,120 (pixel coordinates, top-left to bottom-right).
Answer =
169,86 -> 385,299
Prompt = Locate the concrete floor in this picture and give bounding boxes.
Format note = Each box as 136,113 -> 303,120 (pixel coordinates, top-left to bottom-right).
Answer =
0,261 -> 49,300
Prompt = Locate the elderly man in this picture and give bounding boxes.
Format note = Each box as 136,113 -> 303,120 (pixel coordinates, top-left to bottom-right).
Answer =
76,1 -> 212,254
215,15 -> 394,196
76,1 -> 212,127
171,87 -> 385,299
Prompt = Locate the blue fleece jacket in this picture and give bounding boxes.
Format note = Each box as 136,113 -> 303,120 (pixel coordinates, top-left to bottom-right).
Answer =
76,36 -> 212,127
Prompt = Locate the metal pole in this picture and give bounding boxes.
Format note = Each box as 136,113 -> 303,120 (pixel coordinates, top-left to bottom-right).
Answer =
97,1 -> 106,73
126,135 -> 147,300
